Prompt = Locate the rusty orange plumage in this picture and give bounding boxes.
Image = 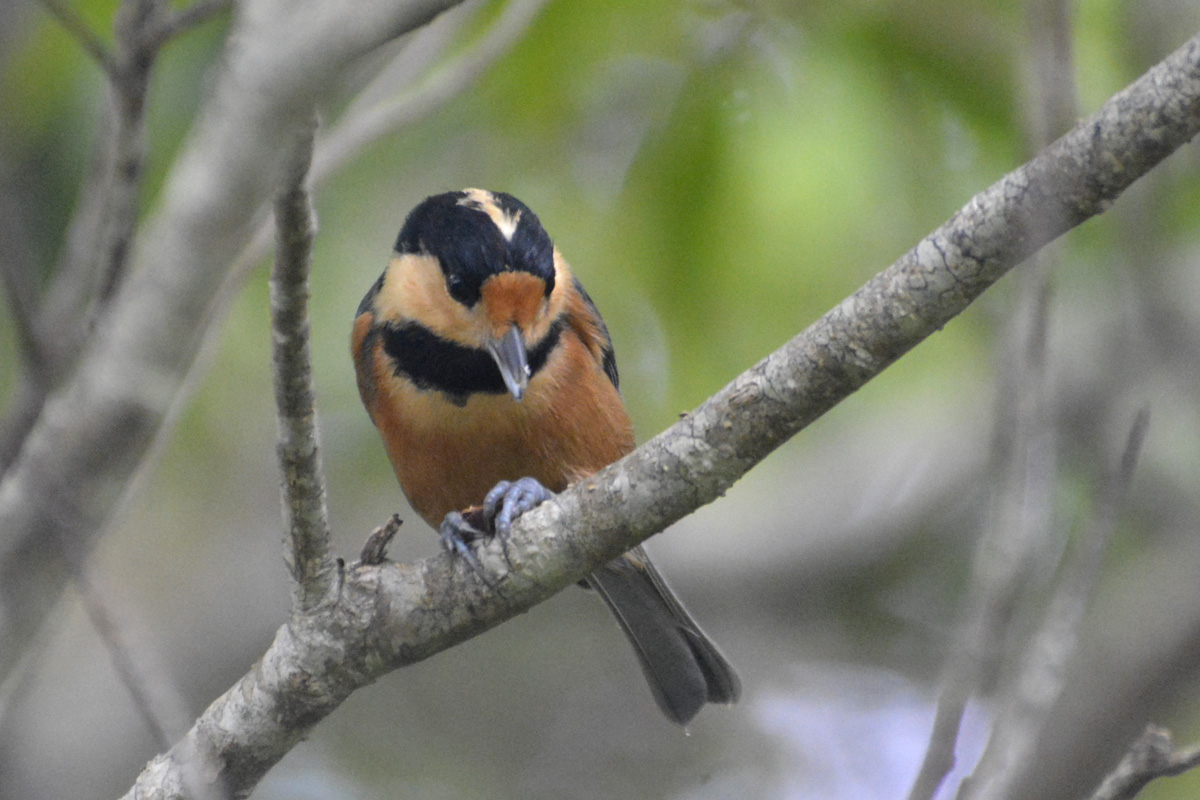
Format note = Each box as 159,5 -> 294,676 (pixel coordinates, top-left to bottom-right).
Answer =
352,189 -> 739,724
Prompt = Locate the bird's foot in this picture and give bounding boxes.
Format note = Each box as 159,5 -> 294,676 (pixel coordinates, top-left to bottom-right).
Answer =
482,477 -> 554,539
439,509 -> 492,583
439,477 -> 554,585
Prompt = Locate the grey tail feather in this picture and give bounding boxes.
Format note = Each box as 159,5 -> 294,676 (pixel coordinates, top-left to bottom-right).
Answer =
587,546 -> 740,725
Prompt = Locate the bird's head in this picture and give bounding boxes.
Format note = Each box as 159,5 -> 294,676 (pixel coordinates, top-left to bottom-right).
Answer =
370,188 -> 563,401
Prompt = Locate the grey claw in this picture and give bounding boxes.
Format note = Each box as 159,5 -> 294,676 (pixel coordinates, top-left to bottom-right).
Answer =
441,477 -> 554,587
486,477 -> 553,538
439,511 -> 491,586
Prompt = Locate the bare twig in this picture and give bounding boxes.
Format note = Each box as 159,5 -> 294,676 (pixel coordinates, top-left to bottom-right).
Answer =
360,515 -> 403,566
117,31 -> 1200,800
269,116 -> 337,612
153,0 -> 233,44
0,0 -> 470,689
0,0 -> 163,486
1022,0 -> 1079,152
313,0 -> 549,181
962,411 -> 1151,800
37,103 -> 117,375
908,9 -> 1081,796
0,384 -> 47,476
335,0 -> 477,121
0,164 -> 52,476
69,565 -> 190,751
0,107 -> 110,467
908,677 -> 975,800
11,0 -> 165,421
1089,725 -> 1200,800
13,2 -> 187,749
219,0 -> 546,290
35,0 -> 230,322
35,0 -> 220,352
96,0 -> 165,304
0,589 -> 71,725
0,186 -> 44,374
37,0 -> 118,74
908,253 -> 1059,800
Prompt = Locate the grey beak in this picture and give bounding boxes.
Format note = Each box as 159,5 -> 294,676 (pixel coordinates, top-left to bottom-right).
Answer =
485,323 -> 530,401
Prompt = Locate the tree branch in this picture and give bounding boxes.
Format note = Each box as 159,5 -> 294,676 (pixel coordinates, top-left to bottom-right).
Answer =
1089,725 -> 1200,800
38,0 -> 164,349
961,410 -> 1151,800
0,170 -> 51,473
37,0 -> 118,74
0,0 -> 469,688
152,0 -> 232,45
0,175 -> 46,377
907,8 -> 1079,795
117,28 -> 1200,800
4,0 -> 182,475
312,0 -> 550,181
269,117 -> 337,612
94,0 -> 162,305
908,235 -> 1059,800
69,562 -> 192,751
219,0 -> 546,292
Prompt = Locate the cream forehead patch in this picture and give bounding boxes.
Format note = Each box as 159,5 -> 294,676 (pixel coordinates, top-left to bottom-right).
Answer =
458,187 -> 521,241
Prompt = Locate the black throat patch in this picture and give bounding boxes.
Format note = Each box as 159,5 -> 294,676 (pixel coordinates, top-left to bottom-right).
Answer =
381,318 -> 566,406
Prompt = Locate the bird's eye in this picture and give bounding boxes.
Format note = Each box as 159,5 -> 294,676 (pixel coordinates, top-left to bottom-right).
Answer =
446,274 -> 467,301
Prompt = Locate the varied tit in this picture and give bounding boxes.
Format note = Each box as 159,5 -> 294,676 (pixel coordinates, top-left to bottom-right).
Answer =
352,188 -> 739,725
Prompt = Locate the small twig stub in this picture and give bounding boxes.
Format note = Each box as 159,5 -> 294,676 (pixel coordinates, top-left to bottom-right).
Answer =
360,515 -> 403,566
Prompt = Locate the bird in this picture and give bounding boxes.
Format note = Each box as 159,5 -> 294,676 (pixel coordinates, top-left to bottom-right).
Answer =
351,188 -> 740,725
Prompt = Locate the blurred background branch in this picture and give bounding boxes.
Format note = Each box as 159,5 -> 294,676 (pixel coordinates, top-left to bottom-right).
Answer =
963,410 -> 1150,800
0,0 -> 468,692
909,2 -> 1079,797
1090,726 -> 1200,800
